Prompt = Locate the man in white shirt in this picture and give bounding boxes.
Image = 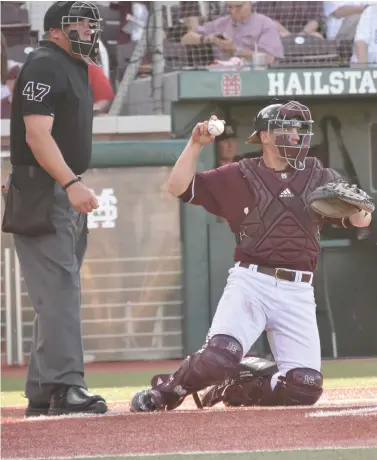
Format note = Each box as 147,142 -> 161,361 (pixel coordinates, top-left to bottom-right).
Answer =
351,4 -> 377,66
323,1 -> 371,39
351,3 -> 377,66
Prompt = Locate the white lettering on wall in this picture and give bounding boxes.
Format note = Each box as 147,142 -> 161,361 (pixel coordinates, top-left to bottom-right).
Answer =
267,70 -> 377,97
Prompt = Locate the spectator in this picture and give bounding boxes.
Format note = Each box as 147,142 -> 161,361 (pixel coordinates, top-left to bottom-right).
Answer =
1,33 -> 8,95
323,1 -> 371,40
254,1 -> 324,39
1,32 -> 21,99
1,64 -> 21,119
98,39 -> 110,79
351,4 -> 377,66
179,1 -> 201,32
110,1 -> 150,79
216,120 -> 238,167
88,64 -> 115,115
181,1 -> 284,64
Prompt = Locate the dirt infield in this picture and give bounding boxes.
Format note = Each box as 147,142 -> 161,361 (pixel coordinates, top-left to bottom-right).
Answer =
2,361 -> 377,458
2,388 -> 377,459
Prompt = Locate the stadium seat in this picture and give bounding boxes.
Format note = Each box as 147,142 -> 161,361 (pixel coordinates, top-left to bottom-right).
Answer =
276,35 -> 341,68
163,40 -> 215,70
1,2 -> 31,46
7,43 -> 35,64
1,2 -> 29,25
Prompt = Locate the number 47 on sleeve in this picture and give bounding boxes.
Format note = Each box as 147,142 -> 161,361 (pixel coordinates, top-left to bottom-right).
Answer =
22,81 -> 51,102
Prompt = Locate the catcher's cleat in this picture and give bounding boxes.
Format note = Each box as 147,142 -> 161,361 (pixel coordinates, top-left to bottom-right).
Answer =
130,389 -> 166,413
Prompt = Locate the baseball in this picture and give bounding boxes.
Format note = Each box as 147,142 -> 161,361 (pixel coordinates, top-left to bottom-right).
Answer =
208,119 -> 225,136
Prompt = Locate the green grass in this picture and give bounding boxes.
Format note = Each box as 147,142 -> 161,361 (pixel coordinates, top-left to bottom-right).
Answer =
28,449 -> 377,460
1,359 -> 376,407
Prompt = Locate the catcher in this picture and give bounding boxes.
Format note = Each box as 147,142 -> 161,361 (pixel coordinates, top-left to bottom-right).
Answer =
130,100 -> 374,412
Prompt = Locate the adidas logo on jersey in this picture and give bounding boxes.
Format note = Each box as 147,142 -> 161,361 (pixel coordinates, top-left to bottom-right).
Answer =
279,188 -> 294,197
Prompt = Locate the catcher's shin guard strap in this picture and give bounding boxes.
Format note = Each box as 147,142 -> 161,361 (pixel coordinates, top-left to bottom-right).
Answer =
192,392 -> 203,409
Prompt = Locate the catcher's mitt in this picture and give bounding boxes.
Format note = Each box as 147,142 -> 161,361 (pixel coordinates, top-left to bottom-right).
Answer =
308,181 -> 375,219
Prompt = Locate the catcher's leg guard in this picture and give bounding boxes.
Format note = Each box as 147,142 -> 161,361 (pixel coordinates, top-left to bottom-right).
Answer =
217,367 -> 323,407
201,356 -> 278,407
130,335 -> 243,412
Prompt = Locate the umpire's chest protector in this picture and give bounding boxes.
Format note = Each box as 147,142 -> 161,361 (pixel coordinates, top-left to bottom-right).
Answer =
238,157 -> 324,266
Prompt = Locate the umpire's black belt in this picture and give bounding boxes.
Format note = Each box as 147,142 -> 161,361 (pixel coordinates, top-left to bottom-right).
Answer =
239,262 -> 313,284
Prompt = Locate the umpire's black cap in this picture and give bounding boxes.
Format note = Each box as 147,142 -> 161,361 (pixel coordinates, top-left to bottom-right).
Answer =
43,1 -> 75,31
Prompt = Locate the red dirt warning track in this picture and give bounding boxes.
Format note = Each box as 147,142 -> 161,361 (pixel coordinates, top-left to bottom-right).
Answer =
2,388 -> 377,458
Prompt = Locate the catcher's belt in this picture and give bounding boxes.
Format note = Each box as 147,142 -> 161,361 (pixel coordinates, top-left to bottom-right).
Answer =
308,181 -> 375,219
239,263 -> 312,284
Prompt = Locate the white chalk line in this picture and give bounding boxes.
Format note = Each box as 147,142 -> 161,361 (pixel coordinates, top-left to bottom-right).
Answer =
3,395 -> 377,410
307,405 -> 377,418
4,397 -> 377,423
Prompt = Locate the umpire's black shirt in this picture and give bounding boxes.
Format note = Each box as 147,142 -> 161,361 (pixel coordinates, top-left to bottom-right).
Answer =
10,41 -> 93,175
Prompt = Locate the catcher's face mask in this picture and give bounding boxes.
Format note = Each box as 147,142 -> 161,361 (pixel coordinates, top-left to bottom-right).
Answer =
269,102 -> 314,170
61,1 -> 102,66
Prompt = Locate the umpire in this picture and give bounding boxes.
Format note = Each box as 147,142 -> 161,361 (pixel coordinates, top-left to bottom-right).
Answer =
2,1 -> 107,416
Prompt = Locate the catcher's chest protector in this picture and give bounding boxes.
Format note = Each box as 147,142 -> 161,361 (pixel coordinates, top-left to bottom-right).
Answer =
238,158 -> 323,266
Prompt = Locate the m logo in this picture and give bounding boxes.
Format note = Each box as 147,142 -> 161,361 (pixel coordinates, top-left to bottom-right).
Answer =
226,341 -> 239,354
87,188 -> 118,229
304,374 -> 315,386
221,74 -> 242,97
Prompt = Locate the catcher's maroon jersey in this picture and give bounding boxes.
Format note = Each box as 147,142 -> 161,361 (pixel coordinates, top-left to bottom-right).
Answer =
180,156 -> 342,272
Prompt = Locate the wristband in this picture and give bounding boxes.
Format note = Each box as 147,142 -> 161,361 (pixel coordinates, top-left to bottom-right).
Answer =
63,176 -> 81,191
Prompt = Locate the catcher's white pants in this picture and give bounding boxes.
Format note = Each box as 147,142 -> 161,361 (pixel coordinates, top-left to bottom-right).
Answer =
208,263 -> 321,377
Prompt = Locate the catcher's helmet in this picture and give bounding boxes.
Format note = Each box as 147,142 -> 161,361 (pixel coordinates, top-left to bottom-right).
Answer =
246,101 -> 314,170
44,1 -> 102,66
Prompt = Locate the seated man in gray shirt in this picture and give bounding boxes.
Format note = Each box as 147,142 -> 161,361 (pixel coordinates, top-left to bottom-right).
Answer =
181,1 -> 284,64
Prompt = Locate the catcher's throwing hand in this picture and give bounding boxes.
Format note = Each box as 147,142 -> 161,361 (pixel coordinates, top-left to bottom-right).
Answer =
349,209 -> 372,227
191,115 -> 217,146
308,181 -> 375,219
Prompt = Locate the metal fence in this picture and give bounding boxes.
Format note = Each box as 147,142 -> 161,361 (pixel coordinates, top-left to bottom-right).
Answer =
1,164 -> 184,365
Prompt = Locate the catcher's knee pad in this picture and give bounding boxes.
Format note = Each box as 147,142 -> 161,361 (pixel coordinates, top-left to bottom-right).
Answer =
158,335 -> 243,397
220,367 -> 323,407
272,368 -> 323,406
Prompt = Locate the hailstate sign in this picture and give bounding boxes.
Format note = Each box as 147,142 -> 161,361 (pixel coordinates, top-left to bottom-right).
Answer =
178,68 -> 377,99
267,70 -> 377,96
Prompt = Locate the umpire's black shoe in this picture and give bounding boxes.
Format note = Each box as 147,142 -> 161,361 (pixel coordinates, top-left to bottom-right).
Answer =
25,401 -> 50,417
48,386 -> 107,416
